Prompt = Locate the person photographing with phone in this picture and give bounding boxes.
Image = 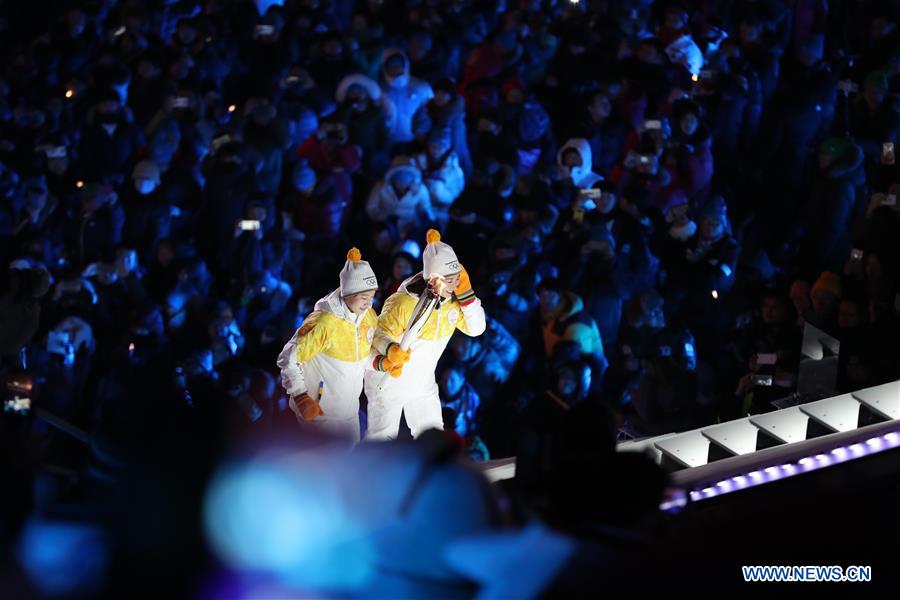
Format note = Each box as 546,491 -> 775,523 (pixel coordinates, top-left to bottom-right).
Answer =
364,229 -> 486,441
277,248 -> 391,444
733,290 -> 802,415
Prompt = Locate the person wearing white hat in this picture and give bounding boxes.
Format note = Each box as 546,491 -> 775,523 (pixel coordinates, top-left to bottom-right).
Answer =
277,248 -> 400,443
364,229 -> 486,441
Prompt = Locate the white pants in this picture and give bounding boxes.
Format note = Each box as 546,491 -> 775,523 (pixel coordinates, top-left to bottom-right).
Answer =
290,396 -> 361,444
364,387 -> 444,441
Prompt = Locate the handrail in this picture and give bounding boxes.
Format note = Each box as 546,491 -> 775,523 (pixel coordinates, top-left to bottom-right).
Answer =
34,407 -> 90,444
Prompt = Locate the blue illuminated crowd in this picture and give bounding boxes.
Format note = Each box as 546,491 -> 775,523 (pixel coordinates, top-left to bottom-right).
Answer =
2,0 -> 900,594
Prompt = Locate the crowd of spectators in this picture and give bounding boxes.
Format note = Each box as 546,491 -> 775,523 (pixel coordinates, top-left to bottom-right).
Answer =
2,4 -> 900,587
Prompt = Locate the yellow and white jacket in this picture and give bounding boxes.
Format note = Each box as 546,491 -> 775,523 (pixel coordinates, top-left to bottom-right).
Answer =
277,288 -> 378,419
365,273 -> 486,400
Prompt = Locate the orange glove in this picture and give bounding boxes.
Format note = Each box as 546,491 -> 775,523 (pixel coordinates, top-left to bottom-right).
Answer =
454,264 -> 476,306
383,356 -> 405,378
374,354 -> 405,378
386,342 -> 411,365
292,393 -> 324,421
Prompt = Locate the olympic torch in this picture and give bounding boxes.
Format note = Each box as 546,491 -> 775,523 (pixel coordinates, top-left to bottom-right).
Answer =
376,276 -> 446,391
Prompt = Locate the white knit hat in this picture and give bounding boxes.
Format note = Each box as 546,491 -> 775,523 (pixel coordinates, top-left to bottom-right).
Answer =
422,229 -> 461,279
340,248 -> 378,296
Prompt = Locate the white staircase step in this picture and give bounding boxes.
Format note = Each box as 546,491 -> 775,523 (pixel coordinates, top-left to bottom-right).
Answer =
852,381 -> 900,420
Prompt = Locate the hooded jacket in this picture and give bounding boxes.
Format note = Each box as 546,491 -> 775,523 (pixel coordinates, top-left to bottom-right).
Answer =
541,292 -> 604,359
366,161 -> 434,228
664,34 -> 704,77
334,77 -> 391,176
365,273 -> 486,401
379,48 -> 434,144
336,74 -> 383,104
413,93 -> 473,177
277,288 -> 378,419
557,139 -> 604,189
415,151 -> 465,216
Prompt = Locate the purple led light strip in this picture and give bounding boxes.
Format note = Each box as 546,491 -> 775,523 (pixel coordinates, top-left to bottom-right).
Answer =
678,431 -> 900,506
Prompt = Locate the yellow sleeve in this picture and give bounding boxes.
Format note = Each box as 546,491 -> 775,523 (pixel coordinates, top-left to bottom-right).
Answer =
359,308 -> 379,355
294,311 -> 329,363
374,293 -> 414,354
364,308 -> 379,329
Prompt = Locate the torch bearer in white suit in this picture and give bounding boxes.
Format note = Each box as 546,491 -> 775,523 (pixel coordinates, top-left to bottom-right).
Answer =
365,230 -> 486,441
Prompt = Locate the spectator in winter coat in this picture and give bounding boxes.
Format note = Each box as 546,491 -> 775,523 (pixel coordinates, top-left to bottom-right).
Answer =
407,30 -> 458,85
65,183 -> 125,267
509,100 -> 557,176
848,71 -> 900,178
241,98 -> 290,196
78,88 -> 144,184
334,74 -> 390,177
568,218 -> 659,346
802,138 -> 865,273
516,356 -> 596,497
307,33 -> 359,94
122,160 -> 174,263
291,159 -> 344,240
0,265 -> 51,361
679,196 -> 739,352
473,100 -> 557,178
556,138 -> 604,190
575,89 -> 630,177
413,78 -> 472,177
296,119 -> 362,220
732,290 -> 801,413
197,140 -> 257,267
7,176 -> 64,266
366,157 -> 435,234
278,65 -> 333,126
438,361 -> 481,439
734,15 -> 780,107
628,327 -> 702,435
537,277 -> 605,369
379,48 -> 434,148
684,197 -> 739,298
449,315 -> 521,401
415,128 -> 465,231
757,34 -> 836,208
653,192 -> 696,282
669,99 -> 714,201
